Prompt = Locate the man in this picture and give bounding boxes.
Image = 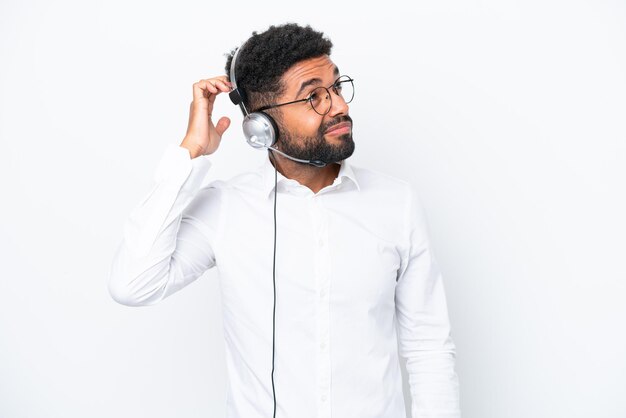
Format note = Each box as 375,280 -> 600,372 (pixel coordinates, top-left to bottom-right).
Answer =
108,23 -> 460,418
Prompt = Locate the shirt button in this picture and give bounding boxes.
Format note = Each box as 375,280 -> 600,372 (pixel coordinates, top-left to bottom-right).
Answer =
318,238 -> 324,246
320,342 -> 326,349
321,394 -> 327,402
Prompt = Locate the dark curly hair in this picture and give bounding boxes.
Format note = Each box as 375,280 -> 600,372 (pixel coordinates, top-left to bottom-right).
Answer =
224,23 -> 333,112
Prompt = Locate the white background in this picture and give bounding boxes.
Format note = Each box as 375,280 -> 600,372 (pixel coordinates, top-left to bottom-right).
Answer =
1,0 -> 624,417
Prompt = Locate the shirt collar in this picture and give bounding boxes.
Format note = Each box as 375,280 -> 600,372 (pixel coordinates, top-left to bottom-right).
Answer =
258,153 -> 361,199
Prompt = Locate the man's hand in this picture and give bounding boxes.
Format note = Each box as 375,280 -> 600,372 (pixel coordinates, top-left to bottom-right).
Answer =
180,75 -> 232,159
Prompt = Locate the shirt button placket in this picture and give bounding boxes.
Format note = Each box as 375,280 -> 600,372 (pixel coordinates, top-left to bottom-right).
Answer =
312,196 -> 331,418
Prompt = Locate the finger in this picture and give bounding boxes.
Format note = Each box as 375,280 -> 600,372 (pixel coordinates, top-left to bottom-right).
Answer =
214,80 -> 232,92
192,80 -> 218,101
202,79 -> 221,93
207,92 -> 218,106
212,75 -> 231,85
214,116 -> 231,137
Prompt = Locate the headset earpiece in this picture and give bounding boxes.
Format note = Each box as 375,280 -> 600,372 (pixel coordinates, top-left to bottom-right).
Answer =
242,111 -> 279,149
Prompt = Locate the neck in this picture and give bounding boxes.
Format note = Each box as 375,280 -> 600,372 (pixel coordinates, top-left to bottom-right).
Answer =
269,152 -> 341,194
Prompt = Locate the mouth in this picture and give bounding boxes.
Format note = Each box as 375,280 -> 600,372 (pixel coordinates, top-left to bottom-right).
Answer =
324,122 -> 352,136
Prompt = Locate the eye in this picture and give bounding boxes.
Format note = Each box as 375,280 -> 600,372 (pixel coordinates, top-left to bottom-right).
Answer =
309,90 -> 320,101
308,87 -> 328,104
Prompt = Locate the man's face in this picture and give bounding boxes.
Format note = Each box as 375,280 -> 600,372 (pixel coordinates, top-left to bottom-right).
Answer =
270,55 -> 354,164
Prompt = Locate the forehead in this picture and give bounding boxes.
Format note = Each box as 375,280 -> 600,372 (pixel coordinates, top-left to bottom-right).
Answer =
279,55 -> 339,94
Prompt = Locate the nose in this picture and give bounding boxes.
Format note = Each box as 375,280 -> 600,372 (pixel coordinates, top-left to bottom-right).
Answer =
326,89 -> 349,118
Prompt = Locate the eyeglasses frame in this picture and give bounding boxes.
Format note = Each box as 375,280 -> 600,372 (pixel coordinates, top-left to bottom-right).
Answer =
255,75 -> 354,115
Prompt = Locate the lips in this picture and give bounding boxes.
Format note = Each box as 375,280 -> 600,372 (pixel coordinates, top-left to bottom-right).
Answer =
325,122 -> 351,134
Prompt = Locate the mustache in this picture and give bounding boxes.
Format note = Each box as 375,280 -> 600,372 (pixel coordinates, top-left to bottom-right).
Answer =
321,115 -> 353,133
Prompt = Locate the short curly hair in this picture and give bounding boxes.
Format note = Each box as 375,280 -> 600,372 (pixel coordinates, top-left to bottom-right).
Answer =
224,23 -> 333,112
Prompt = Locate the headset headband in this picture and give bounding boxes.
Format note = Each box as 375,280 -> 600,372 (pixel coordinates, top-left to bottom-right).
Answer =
228,39 -> 250,116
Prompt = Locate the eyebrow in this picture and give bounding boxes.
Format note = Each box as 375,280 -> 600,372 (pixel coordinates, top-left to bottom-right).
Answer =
294,65 -> 341,99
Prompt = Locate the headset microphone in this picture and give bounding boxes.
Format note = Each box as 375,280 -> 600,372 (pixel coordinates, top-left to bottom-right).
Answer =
264,144 -> 327,168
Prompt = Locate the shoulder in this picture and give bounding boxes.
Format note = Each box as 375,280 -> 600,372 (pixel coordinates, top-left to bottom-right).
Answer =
349,163 -> 426,227
349,162 -> 413,197
196,165 -> 265,200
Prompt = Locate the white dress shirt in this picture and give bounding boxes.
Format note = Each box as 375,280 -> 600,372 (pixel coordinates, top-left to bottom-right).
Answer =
108,144 -> 461,418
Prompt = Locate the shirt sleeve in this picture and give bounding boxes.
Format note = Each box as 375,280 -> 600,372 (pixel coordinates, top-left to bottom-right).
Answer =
107,144 -> 222,307
395,185 -> 461,418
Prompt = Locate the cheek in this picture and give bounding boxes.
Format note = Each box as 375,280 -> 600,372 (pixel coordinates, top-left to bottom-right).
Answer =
283,113 -> 323,136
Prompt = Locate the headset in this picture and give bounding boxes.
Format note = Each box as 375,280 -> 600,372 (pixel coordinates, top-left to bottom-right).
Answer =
227,38 -> 337,417
228,39 -> 328,167
227,41 -> 279,150
227,38 -> 279,418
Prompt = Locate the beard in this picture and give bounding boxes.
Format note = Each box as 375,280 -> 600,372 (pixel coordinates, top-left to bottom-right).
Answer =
275,115 -> 355,164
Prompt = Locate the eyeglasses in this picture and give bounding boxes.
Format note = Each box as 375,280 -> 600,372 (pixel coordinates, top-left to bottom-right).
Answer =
256,75 -> 354,116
